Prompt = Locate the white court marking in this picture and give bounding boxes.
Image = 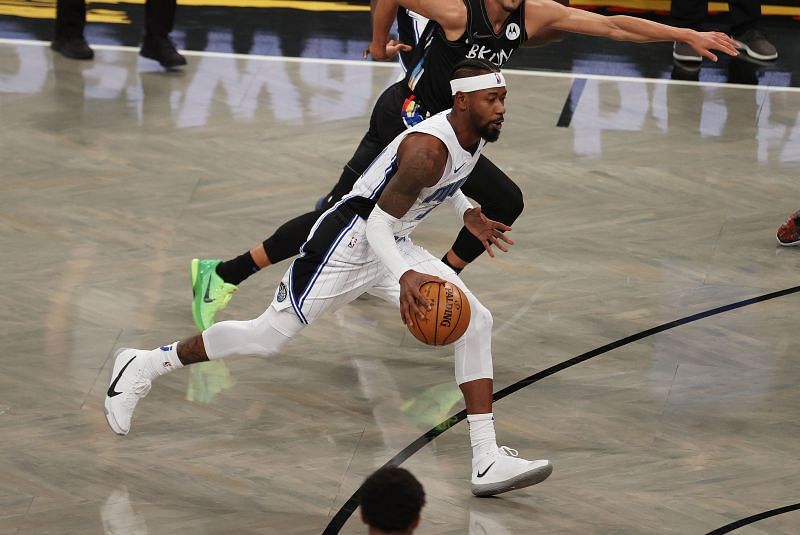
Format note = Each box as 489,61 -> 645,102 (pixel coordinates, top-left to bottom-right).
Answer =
2,37 -> 800,94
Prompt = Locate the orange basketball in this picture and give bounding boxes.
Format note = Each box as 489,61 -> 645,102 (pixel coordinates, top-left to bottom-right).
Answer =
407,281 -> 471,346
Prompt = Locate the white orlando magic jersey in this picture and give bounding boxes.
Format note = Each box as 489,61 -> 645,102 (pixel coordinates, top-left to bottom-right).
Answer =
347,110 -> 484,239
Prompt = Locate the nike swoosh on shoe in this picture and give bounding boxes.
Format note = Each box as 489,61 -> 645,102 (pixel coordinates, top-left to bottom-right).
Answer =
107,356 -> 137,397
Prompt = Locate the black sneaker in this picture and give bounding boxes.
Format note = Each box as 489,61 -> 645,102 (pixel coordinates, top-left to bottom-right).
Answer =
139,35 -> 187,68
733,29 -> 778,61
672,41 -> 701,63
51,37 -> 94,60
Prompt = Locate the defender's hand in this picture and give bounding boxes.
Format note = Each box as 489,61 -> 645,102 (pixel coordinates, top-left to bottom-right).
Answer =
463,206 -> 514,258
364,38 -> 412,61
684,31 -> 739,62
399,270 -> 447,327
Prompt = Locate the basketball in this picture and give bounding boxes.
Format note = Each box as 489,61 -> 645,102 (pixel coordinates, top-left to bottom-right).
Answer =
408,281 -> 471,346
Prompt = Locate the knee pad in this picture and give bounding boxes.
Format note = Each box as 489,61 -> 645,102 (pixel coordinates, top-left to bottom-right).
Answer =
246,306 -> 304,358
454,296 -> 494,384
203,307 -> 302,360
263,305 -> 304,338
469,299 -> 493,336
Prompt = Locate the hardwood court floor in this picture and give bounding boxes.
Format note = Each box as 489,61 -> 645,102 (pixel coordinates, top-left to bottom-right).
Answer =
1,41 -> 800,534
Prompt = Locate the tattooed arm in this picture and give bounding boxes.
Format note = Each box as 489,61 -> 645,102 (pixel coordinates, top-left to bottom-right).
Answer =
376,133 -> 447,218
366,133 -> 449,326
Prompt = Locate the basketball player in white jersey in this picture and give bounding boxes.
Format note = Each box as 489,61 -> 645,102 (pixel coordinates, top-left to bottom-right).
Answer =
189,0 -> 739,336
105,59 -> 554,497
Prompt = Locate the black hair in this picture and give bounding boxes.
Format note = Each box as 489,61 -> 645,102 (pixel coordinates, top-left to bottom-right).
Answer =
360,467 -> 426,533
449,58 -> 501,81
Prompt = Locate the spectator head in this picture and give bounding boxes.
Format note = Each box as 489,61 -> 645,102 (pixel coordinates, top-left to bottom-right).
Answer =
360,467 -> 426,534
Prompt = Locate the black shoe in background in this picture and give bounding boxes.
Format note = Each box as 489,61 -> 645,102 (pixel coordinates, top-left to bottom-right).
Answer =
671,61 -> 700,81
732,29 -> 778,61
139,35 -> 187,68
672,41 -> 702,63
51,37 -> 94,60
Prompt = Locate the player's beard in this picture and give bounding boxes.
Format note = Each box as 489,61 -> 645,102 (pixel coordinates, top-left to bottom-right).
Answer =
469,105 -> 502,142
478,122 -> 501,142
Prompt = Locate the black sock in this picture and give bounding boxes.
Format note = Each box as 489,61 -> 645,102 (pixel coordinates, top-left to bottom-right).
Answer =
215,252 -> 259,286
441,253 -> 463,275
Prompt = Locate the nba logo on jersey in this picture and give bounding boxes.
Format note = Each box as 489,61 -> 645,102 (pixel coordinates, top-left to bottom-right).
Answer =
276,282 -> 287,303
348,237 -> 358,248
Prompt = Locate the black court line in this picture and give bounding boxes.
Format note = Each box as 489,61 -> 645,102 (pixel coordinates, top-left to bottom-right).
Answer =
556,77 -> 587,128
705,502 -> 800,534
322,284 -> 800,534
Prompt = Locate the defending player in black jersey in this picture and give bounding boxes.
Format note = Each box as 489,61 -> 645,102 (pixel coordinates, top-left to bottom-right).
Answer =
189,0 -> 739,332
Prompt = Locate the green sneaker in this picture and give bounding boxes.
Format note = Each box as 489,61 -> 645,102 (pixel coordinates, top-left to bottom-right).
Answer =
191,258 -> 238,331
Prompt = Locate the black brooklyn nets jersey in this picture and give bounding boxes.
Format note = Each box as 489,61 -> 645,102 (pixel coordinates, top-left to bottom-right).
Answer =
397,8 -> 430,72
404,0 -> 526,113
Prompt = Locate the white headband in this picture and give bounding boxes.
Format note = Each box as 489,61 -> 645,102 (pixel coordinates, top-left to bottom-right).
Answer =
450,72 -> 506,95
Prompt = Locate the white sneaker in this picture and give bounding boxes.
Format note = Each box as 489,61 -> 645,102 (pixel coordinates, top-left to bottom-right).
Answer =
104,348 -> 152,435
471,446 -> 552,497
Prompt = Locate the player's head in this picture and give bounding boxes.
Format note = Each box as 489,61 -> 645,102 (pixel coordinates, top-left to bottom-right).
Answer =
450,58 -> 507,143
360,467 -> 426,534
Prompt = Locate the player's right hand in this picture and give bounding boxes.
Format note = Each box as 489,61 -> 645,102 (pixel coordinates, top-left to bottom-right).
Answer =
685,30 -> 739,62
399,270 -> 447,328
365,38 -> 412,61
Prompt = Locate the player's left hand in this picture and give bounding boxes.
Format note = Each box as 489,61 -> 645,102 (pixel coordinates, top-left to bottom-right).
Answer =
684,31 -> 739,62
463,206 -> 514,258
364,38 -> 412,61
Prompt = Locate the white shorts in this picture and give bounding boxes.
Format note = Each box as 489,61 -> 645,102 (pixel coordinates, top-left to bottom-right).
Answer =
270,201 -> 471,325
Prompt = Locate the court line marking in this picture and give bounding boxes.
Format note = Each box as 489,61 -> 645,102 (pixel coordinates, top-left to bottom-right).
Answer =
705,502 -> 800,534
2,38 -> 800,94
323,284 -> 800,534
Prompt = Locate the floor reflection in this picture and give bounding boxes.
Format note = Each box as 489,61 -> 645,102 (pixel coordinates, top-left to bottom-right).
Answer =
569,70 -> 800,163
0,42 -> 398,128
186,360 -> 235,404
2,4 -> 800,86
101,486 -> 148,535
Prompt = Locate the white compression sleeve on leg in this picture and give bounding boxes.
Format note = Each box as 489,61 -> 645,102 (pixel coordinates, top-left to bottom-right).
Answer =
202,307 -> 302,360
366,205 -> 411,280
454,291 -> 494,384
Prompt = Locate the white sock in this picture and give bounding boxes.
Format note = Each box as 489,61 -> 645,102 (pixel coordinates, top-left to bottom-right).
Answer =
142,342 -> 184,378
467,413 -> 498,461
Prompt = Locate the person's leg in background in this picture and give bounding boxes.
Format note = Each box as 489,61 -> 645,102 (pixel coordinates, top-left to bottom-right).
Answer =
729,0 -> 778,61
670,0 -> 709,62
442,156 -> 524,274
140,0 -> 187,67
317,82 -> 417,210
190,82 -> 412,330
52,0 -> 93,60
671,0 -> 709,30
